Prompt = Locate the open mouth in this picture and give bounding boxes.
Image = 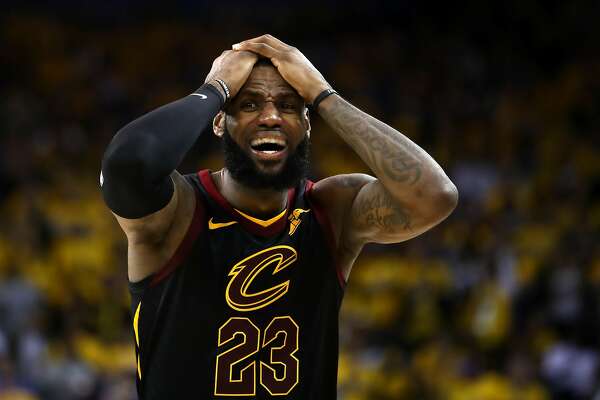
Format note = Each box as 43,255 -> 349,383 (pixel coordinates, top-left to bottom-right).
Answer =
250,137 -> 288,160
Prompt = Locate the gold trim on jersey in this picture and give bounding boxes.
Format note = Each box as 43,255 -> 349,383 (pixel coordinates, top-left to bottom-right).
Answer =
133,302 -> 141,347
133,302 -> 142,379
234,208 -> 287,227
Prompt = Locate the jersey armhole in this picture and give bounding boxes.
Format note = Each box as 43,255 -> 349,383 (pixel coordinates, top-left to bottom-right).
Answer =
148,185 -> 206,287
305,181 -> 347,289
128,275 -> 153,312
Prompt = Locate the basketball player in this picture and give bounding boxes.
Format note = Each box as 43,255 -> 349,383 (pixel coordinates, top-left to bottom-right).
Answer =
100,35 -> 457,399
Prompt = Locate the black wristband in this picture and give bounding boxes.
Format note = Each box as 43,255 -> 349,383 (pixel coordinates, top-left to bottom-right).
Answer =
310,89 -> 338,112
214,79 -> 231,103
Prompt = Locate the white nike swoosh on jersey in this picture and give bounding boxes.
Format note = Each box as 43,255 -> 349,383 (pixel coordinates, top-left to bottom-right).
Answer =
208,218 -> 238,230
191,93 -> 208,99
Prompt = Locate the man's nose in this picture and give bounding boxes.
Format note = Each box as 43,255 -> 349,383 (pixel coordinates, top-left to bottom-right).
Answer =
257,101 -> 282,127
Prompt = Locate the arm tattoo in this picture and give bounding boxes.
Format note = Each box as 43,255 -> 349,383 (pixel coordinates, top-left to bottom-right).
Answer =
356,189 -> 411,232
322,97 -> 423,184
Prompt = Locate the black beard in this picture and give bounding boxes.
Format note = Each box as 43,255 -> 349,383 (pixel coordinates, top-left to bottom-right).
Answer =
222,129 -> 310,191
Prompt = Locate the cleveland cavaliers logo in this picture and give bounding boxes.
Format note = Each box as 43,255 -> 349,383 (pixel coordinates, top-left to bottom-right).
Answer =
225,246 -> 297,312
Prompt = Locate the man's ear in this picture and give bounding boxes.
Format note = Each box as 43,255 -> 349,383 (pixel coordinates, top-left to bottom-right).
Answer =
303,108 -> 311,137
213,111 -> 225,137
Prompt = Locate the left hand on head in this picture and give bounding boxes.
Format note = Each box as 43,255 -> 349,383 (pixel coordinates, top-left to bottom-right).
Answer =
233,34 -> 332,104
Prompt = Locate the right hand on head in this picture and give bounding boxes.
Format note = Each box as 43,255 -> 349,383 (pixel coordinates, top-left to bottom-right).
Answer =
205,50 -> 258,99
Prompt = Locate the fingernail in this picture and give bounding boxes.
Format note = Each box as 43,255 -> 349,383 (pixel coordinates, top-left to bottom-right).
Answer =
232,43 -> 240,50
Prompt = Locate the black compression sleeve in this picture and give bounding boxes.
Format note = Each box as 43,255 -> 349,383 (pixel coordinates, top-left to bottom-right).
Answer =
100,83 -> 223,218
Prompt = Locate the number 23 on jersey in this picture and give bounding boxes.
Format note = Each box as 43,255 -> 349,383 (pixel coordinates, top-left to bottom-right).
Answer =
215,316 -> 299,396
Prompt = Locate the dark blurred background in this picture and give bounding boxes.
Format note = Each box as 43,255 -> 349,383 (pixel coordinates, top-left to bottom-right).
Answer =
1,1 -> 599,399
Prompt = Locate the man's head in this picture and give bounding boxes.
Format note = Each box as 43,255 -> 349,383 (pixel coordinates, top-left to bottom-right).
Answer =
213,59 -> 311,190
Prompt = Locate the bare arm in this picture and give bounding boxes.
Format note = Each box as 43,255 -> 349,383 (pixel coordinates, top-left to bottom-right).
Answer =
115,172 -> 194,282
235,35 -> 458,280
317,95 -> 458,246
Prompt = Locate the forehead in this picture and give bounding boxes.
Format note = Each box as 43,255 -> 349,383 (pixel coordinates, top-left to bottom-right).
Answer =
238,65 -> 300,98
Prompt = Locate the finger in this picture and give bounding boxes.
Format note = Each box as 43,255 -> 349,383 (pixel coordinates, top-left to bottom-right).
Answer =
233,42 -> 279,59
262,34 -> 289,48
236,34 -> 288,51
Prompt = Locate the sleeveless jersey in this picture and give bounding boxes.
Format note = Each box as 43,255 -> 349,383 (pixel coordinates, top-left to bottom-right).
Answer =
129,170 -> 346,399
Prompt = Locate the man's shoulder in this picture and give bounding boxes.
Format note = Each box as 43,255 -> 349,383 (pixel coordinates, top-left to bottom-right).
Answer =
309,173 -> 374,203
307,173 -> 374,235
307,174 -> 373,281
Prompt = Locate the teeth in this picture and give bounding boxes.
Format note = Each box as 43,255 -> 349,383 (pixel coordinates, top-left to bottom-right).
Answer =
250,138 -> 286,147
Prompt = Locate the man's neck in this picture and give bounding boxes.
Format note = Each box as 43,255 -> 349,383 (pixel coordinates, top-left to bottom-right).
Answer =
213,169 -> 289,218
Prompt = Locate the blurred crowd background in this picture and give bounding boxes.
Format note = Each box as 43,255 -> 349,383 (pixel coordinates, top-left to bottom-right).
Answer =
1,1 -> 599,399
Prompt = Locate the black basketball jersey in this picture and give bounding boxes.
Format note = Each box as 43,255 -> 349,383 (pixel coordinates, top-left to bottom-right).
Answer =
129,170 -> 346,399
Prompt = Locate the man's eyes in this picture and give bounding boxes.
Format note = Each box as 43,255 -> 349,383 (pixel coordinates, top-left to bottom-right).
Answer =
238,100 -> 300,112
240,101 -> 258,111
280,102 -> 299,111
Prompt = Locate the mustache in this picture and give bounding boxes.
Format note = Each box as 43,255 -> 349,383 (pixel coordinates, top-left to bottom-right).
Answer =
221,129 -> 310,191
